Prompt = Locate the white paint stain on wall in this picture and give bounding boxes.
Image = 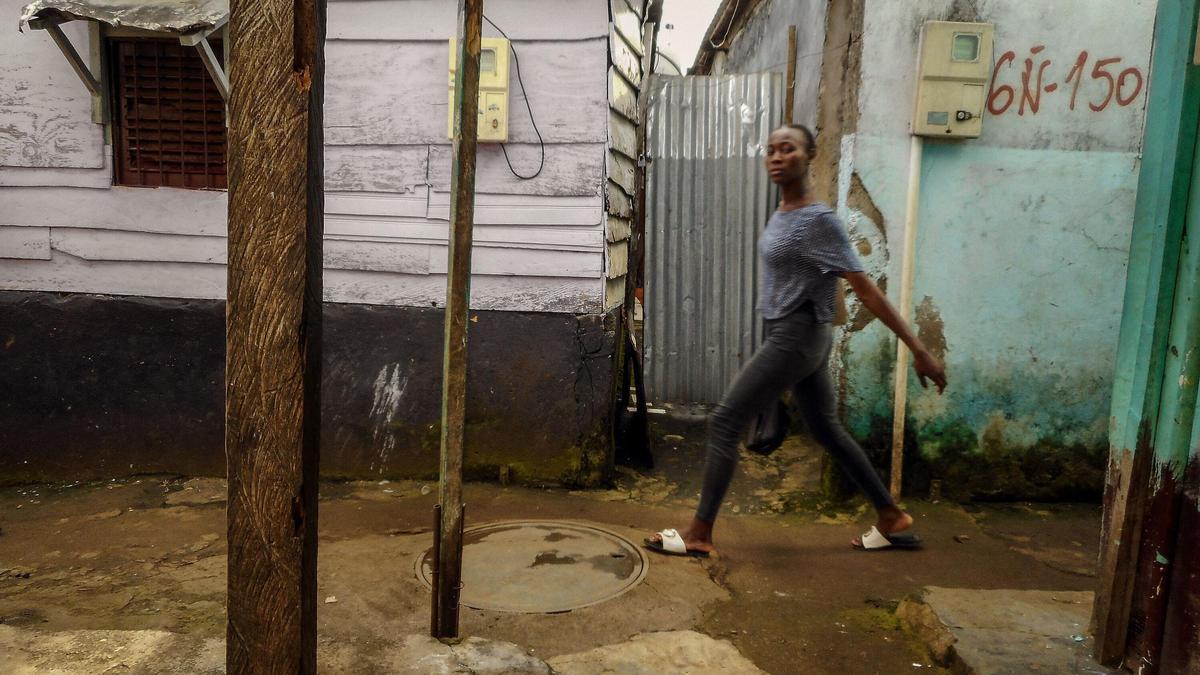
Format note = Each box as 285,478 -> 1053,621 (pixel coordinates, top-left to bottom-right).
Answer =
369,363 -> 409,473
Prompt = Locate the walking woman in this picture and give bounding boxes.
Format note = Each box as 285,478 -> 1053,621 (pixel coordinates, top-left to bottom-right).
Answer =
646,124 -> 947,556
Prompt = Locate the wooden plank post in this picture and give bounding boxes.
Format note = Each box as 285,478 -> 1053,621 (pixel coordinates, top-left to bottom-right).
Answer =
434,0 -> 483,640
888,135 -> 923,501
224,0 -> 326,669
628,14 -> 657,310
784,26 -> 797,124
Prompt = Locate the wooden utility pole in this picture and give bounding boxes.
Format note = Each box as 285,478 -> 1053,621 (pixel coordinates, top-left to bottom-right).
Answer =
889,135 -> 924,501
224,0 -> 325,669
784,26 -> 797,123
434,0 -> 483,640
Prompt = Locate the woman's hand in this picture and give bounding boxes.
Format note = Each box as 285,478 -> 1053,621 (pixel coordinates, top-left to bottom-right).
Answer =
913,348 -> 947,394
844,272 -> 948,395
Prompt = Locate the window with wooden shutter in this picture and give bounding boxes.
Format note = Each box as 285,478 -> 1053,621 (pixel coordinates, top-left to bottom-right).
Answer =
110,37 -> 226,189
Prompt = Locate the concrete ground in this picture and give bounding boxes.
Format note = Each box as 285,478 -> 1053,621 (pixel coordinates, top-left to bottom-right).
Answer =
0,428 -> 1104,674
897,588 -> 1116,675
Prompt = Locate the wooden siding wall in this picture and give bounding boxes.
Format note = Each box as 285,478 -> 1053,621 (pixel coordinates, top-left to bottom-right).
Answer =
0,0 -> 610,314
604,0 -> 646,310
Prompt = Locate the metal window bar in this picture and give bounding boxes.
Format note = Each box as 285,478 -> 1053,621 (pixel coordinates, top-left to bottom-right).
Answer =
111,38 -> 226,189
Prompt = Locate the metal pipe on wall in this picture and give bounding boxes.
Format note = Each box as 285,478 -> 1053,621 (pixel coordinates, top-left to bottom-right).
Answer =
889,134 -> 924,500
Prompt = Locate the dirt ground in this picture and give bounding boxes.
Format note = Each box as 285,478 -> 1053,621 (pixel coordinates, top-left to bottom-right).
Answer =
0,427 -> 1102,674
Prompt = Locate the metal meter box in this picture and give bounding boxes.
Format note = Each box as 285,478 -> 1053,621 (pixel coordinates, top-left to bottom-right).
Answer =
912,21 -> 994,138
448,37 -> 510,143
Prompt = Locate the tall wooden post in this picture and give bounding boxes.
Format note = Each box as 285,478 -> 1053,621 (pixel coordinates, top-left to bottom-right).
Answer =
434,0 -> 483,640
224,0 -> 326,668
784,26 -> 797,123
889,136 -> 924,501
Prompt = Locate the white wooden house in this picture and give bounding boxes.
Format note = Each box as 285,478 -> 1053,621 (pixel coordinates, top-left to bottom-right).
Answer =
0,0 -> 657,485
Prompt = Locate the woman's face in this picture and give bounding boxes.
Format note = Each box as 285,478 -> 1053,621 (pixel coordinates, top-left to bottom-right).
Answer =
765,127 -> 811,186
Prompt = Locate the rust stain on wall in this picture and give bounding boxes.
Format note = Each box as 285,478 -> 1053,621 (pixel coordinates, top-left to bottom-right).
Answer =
847,171 -> 886,245
811,0 -> 865,205
819,0 -> 870,424
944,0 -> 983,23
914,295 -> 947,362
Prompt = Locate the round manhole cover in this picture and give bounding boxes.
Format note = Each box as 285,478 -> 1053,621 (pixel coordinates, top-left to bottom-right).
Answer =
416,520 -> 648,613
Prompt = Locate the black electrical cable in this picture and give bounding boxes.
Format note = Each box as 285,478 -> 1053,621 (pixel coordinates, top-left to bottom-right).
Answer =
483,15 -> 545,180
657,50 -> 683,75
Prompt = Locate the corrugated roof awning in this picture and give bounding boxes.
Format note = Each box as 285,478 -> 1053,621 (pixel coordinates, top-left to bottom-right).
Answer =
18,0 -> 230,103
19,0 -> 227,35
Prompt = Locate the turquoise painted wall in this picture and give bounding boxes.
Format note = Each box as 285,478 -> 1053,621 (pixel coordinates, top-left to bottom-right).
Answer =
835,0 -> 1155,499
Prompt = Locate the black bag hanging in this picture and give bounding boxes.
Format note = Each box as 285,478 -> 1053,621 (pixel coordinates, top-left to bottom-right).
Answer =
614,317 -> 653,469
746,397 -> 790,456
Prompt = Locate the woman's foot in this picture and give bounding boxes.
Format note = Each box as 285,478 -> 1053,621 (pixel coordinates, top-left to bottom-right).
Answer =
877,506 -> 914,534
646,518 -> 716,555
851,506 -> 914,547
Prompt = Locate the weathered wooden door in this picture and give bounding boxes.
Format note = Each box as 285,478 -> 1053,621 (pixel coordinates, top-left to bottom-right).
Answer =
1095,1 -> 1200,671
643,73 -> 782,406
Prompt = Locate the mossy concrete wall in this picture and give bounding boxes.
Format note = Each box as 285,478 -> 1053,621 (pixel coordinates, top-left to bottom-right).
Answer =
834,0 -> 1154,499
0,292 -> 617,487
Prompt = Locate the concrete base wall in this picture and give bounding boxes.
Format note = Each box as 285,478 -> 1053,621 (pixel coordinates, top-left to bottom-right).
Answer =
0,291 -> 617,487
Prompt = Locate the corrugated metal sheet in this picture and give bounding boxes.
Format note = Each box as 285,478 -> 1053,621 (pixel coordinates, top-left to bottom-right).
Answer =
20,0 -> 228,34
644,73 -> 782,405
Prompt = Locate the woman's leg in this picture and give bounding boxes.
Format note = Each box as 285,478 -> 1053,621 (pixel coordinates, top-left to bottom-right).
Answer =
650,316 -> 827,553
792,353 -> 912,536
660,339 -> 813,552
696,324 -> 825,521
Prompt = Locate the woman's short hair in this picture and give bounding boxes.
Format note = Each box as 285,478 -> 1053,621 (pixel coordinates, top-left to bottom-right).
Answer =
785,124 -> 817,154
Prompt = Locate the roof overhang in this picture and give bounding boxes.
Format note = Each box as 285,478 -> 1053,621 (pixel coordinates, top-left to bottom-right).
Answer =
20,0 -> 227,35
691,0 -> 767,75
19,0 -> 230,104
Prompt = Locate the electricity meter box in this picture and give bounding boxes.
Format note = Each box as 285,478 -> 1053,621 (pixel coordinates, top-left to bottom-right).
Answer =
912,21 -> 995,138
448,38 -> 510,143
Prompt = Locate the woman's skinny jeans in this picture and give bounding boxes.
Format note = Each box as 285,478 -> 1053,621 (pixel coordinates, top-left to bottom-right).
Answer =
696,307 -> 895,523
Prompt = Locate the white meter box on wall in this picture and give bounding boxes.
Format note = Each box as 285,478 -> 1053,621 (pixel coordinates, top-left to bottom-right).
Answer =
912,21 -> 995,138
448,38 -> 510,143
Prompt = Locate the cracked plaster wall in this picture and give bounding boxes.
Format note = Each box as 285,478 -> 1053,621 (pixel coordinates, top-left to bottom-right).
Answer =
834,0 -> 1153,498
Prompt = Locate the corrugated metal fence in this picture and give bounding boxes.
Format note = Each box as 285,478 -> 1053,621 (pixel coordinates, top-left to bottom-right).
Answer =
643,74 -> 782,405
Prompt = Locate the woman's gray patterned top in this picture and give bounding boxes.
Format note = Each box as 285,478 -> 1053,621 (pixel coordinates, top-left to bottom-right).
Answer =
757,203 -> 864,322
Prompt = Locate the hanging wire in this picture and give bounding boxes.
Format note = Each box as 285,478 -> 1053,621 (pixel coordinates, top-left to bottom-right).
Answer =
483,15 -> 545,180
656,49 -> 683,75
754,33 -> 861,72
708,0 -> 742,49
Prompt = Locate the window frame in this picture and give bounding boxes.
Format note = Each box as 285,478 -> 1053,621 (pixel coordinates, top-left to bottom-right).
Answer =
92,24 -> 230,191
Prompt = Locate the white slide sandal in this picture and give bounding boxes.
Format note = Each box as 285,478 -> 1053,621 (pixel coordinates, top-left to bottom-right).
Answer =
643,528 -> 710,558
854,526 -> 923,551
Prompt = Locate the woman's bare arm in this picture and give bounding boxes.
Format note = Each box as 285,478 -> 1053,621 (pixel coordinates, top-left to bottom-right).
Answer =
842,271 -> 948,394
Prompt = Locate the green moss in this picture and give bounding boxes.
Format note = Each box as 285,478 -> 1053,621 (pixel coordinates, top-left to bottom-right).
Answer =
915,417 -> 979,460
355,410 -> 602,487
839,607 -> 902,632
823,408 -> 1106,502
559,421 -> 614,488
776,490 -> 835,513
913,417 -> 1106,501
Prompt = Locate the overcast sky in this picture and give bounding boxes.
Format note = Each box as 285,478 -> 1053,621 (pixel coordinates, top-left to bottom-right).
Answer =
657,0 -> 724,72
